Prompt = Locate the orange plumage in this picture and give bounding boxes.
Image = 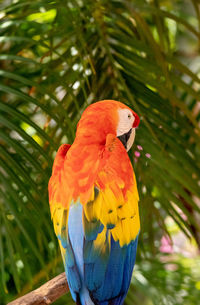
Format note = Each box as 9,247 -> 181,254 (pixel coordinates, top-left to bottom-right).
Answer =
48,100 -> 140,305
49,100 -> 139,206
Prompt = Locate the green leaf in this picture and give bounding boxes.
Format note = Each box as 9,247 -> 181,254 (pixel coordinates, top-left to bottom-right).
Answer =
0,0 -> 200,303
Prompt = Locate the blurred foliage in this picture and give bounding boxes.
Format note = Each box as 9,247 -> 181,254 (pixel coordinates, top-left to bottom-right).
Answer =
0,0 -> 200,304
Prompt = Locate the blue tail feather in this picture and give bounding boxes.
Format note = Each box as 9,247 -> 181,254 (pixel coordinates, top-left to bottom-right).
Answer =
65,202 -> 139,305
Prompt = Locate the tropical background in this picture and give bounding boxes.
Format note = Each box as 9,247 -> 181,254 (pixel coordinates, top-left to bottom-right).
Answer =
0,0 -> 200,304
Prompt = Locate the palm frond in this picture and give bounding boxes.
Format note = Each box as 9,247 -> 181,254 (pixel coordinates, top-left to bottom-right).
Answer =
0,0 -> 200,303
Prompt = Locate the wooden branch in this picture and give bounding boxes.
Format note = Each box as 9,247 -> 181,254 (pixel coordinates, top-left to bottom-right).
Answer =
8,272 -> 69,305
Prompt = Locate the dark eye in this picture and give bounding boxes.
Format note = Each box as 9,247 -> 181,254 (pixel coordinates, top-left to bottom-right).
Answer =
128,113 -> 131,119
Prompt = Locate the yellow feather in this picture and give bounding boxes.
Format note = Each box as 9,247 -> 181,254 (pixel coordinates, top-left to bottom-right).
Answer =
101,188 -> 118,228
93,227 -> 111,255
110,198 -> 140,246
83,190 -> 102,222
58,240 -> 66,266
117,202 -> 133,220
52,204 -> 68,238
110,221 -> 121,243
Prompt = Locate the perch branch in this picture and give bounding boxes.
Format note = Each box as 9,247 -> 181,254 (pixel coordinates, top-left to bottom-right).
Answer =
7,272 -> 69,305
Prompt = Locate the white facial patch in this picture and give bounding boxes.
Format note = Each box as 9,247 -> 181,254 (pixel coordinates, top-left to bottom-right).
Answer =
117,109 -> 135,136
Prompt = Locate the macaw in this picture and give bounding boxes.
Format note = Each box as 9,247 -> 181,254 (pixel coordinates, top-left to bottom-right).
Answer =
48,100 -> 140,305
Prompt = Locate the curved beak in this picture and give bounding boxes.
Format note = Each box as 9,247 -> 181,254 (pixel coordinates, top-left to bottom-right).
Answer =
117,128 -> 135,151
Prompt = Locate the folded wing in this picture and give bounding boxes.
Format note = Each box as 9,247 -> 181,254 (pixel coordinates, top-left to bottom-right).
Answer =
48,135 -> 140,305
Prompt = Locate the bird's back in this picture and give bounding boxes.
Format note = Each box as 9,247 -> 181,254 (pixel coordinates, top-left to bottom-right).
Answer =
49,113 -> 140,305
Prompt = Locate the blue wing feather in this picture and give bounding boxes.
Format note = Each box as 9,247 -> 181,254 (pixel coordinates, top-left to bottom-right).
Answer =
84,234 -> 110,291
91,236 -> 138,304
65,202 -> 139,305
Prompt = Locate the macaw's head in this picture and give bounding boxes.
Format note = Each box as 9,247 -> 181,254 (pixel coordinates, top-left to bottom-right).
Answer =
75,100 -> 140,151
